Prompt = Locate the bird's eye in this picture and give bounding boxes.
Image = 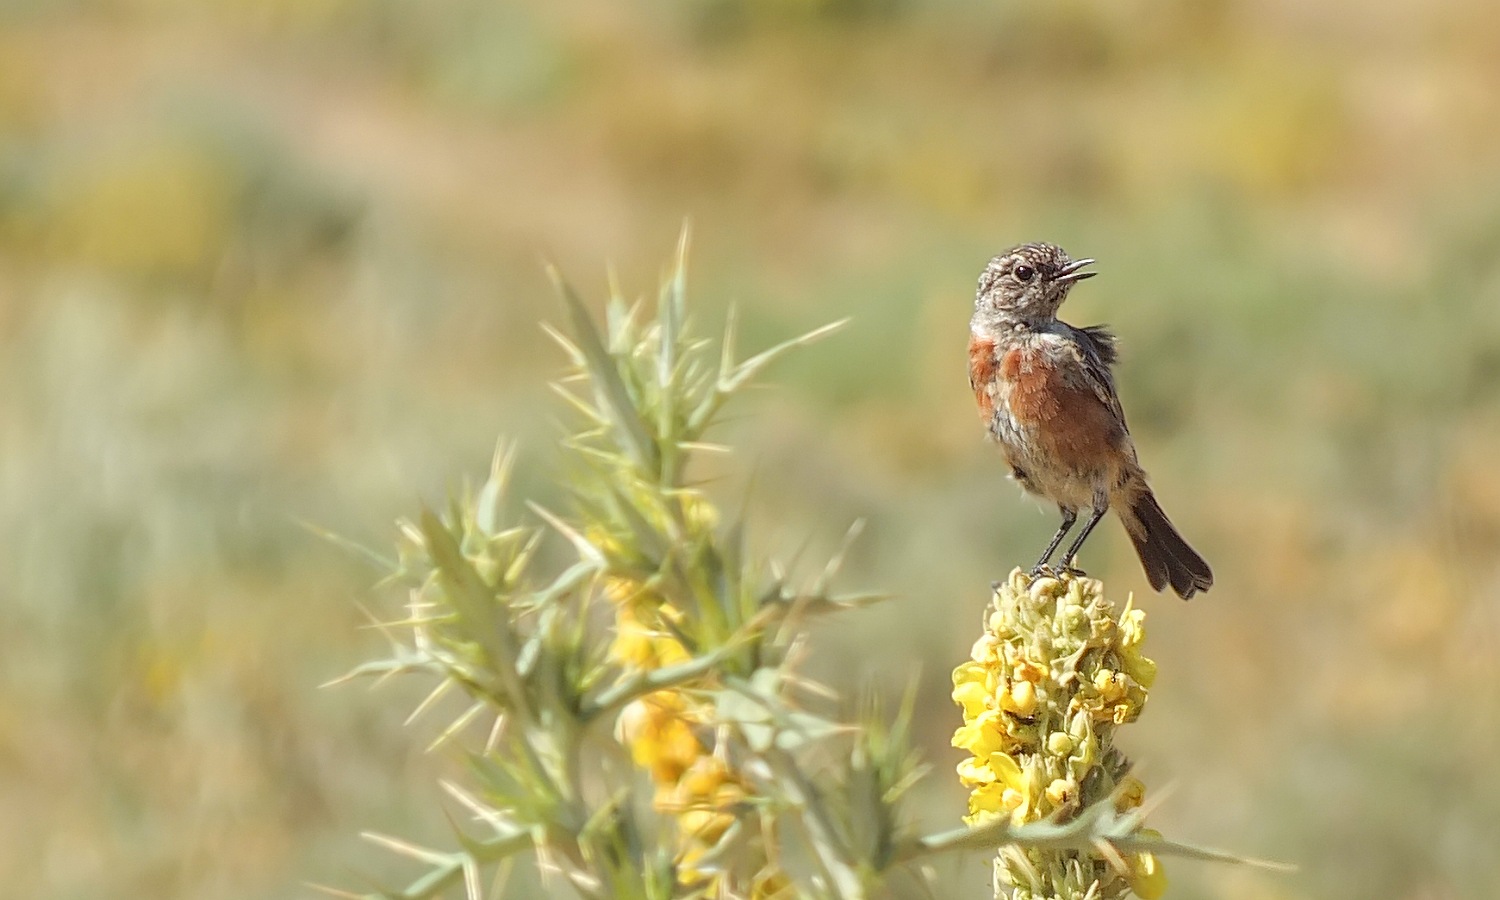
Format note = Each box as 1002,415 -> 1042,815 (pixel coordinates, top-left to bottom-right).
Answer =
1013,264 -> 1035,283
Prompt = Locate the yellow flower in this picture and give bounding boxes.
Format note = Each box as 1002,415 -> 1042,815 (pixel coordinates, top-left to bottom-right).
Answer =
999,680 -> 1037,717
965,782 -> 1007,824
990,753 -> 1036,825
963,747 -> 1039,825
1128,834 -> 1168,900
1115,775 -> 1147,812
610,606 -> 690,670
1044,777 -> 1077,808
1013,659 -> 1046,683
952,661 -> 994,718
1088,668 -> 1145,724
1093,668 -> 1126,703
970,633 -> 1003,665
657,755 -> 743,815
1118,599 -> 1159,688
617,692 -> 704,784
952,709 -> 1011,757
956,757 -> 997,788
953,660 -> 990,686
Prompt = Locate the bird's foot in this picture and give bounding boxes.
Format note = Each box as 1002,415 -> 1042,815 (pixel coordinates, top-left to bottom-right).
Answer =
1052,563 -> 1087,579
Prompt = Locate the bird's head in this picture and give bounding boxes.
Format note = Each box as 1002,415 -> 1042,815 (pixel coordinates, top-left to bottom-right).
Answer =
973,242 -> 1095,327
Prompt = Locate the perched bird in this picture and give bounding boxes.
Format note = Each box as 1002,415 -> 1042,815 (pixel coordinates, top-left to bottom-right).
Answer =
968,242 -> 1212,599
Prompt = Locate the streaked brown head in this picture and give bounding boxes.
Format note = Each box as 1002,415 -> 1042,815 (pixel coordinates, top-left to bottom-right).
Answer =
974,242 -> 1095,327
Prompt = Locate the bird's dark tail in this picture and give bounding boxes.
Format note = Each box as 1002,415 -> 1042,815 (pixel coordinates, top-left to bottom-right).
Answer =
1122,491 -> 1213,600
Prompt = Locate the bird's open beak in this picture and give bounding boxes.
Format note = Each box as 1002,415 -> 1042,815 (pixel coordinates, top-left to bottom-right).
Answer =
1056,258 -> 1096,283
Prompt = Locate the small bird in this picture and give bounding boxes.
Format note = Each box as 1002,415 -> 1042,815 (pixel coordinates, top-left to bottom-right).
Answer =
969,242 -> 1212,599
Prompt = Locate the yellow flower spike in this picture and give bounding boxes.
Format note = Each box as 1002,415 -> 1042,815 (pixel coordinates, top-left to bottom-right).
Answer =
954,569 -> 1165,899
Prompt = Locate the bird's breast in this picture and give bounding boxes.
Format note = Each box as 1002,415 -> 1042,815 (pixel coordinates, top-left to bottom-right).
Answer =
999,342 -> 1124,476
968,333 -> 1000,422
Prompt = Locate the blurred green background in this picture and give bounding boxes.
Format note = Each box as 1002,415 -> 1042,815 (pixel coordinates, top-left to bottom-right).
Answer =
4,1 -> 1499,897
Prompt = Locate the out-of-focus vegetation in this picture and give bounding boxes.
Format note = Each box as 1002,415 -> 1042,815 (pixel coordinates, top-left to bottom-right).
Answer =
2,1 -> 1498,897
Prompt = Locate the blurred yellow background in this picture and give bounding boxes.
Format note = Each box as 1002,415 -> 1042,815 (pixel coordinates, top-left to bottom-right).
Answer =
3,1 -> 1498,897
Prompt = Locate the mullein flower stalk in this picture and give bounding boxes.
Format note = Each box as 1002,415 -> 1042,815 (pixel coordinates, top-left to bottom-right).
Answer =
953,570 -> 1164,900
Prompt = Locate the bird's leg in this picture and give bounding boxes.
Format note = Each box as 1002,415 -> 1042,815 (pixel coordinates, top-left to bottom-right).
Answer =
1055,501 -> 1108,577
1029,507 -> 1077,577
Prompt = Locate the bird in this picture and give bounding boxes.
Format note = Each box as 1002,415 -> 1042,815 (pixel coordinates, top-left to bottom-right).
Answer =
968,242 -> 1212,600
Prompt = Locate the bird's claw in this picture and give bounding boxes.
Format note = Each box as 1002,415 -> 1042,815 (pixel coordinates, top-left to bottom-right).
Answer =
1030,562 -> 1087,580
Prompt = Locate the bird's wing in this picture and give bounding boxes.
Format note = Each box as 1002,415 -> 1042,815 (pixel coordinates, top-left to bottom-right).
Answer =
1076,324 -> 1118,366
1060,323 -> 1128,431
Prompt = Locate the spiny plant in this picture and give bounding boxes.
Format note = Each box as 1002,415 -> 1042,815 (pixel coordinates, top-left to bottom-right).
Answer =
325,231 -> 1275,899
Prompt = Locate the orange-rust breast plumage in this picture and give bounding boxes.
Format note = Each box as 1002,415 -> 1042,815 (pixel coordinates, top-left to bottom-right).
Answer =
999,345 -> 1124,474
968,334 -> 998,420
